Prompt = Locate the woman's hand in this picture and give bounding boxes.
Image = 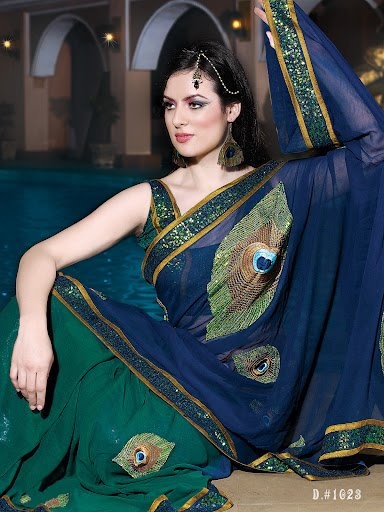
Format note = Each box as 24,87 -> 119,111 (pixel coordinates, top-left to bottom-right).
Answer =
9,320 -> 54,411
254,1 -> 275,49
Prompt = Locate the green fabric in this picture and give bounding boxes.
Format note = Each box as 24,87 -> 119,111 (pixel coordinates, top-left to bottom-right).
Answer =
0,296 -> 226,511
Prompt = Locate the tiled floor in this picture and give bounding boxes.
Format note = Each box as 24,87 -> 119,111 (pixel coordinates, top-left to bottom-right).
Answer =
214,463 -> 384,511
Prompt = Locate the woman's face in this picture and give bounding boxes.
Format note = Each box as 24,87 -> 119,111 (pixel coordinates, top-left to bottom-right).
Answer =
163,70 -> 239,163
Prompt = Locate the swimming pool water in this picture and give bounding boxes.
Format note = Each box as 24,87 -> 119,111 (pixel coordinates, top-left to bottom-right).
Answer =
0,168 -> 161,319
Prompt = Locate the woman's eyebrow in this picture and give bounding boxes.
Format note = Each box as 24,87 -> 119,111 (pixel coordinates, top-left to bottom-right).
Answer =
162,94 -> 210,101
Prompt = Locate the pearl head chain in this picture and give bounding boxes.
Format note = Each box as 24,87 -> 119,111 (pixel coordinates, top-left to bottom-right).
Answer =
192,51 -> 240,95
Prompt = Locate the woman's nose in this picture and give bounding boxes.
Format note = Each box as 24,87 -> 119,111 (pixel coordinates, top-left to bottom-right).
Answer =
172,106 -> 187,128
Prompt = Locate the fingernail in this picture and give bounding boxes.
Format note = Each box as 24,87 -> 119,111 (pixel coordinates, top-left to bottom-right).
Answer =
37,405 -> 43,411
30,405 -> 36,410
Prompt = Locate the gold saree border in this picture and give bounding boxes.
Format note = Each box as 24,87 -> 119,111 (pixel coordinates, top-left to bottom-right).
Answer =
157,179 -> 181,218
215,503 -> 233,512
143,166 -> 260,277
150,182 -> 177,233
212,500 -> 233,512
250,451 -> 284,469
277,453 -> 369,481
149,487 -> 233,511
325,418 -> 384,434
264,0 -> 339,149
320,443 -> 384,461
178,486 -> 232,512
149,495 -> 168,512
144,162 -> 284,285
151,195 -> 161,234
0,496 -> 50,512
319,419 -> 384,461
159,166 -> 259,222
52,274 -> 238,459
178,488 -> 209,511
250,452 -> 369,482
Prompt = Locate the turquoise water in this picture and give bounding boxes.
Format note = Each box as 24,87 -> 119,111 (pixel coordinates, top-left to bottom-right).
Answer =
0,168 -> 161,318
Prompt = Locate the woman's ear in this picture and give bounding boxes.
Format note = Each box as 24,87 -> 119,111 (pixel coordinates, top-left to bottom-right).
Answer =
226,102 -> 241,123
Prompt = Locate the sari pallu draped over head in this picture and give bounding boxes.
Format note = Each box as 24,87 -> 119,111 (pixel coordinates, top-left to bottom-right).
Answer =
49,0 -> 384,481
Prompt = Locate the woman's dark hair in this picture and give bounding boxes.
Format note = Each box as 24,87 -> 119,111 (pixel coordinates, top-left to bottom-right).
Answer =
163,41 -> 269,168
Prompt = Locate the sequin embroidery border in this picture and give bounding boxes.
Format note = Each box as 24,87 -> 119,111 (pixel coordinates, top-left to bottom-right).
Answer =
149,483 -> 232,512
320,419 -> 384,461
150,180 -> 179,231
0,497 -> 48,512
251,452 -> 368,481
264,0 -> 339,149
143,161 -> 283,285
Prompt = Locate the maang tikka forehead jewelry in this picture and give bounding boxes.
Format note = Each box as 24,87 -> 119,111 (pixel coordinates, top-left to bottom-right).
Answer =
192,51 -> 240,95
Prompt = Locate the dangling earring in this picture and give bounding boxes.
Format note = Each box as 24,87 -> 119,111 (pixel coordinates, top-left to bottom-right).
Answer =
218,123 -> 244,168
173,149 -> 187,168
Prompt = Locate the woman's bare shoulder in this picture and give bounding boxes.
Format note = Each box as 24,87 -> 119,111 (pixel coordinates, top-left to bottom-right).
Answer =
120,180 -> 152,197
160,169 -> 186,187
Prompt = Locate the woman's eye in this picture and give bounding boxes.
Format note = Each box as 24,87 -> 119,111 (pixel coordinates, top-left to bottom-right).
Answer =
162,101 -> 175,110
189,102 -> 205,109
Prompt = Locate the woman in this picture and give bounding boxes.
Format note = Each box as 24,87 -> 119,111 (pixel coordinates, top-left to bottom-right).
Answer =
1,1 -> 384,510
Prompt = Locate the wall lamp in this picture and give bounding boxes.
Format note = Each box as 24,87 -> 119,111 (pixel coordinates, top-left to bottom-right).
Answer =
1,32 -> 20,59
231,12 -> 244,34
97,19 -> 120,51
230,1 -> 251,41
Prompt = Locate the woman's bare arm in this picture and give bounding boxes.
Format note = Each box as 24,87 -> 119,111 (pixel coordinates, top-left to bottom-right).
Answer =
10,181 -> 152,411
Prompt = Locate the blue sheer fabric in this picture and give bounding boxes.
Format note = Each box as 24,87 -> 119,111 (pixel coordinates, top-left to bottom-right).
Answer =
16,0 -> 384,483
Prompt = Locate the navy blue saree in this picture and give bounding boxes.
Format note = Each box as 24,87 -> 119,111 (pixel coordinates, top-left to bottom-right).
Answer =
1,1 -> 384,510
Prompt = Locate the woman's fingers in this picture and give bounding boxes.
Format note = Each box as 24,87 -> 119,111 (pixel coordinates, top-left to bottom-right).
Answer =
266,32 -> 275,49
10,362 -> 50,410
254,2 -> 275,49
9,330 -> 53,411
12,369 -> 48,410
254,6 -> 268,25
9,362 -> 20,392
15,368 -> 27,396
35,371 -> 49,411
26,371 -> 37,410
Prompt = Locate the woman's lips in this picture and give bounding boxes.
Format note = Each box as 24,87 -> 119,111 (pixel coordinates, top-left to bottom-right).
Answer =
175,134 -> 193,143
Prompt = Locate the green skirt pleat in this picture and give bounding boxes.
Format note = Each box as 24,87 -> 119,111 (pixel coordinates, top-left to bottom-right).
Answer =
0,295 -> 229,511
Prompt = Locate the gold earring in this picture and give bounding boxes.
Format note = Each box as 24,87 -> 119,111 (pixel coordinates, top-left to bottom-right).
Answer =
172,149 -> 187,168
218,124 -> 244,167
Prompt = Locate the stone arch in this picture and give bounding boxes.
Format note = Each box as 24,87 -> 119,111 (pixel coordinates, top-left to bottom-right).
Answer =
31,14 -> 107,77
132,0 -> 230,70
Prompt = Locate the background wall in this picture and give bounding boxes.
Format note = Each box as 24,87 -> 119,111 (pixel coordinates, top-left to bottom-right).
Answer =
0,0 -> 382,165
0,12 -> 24,149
